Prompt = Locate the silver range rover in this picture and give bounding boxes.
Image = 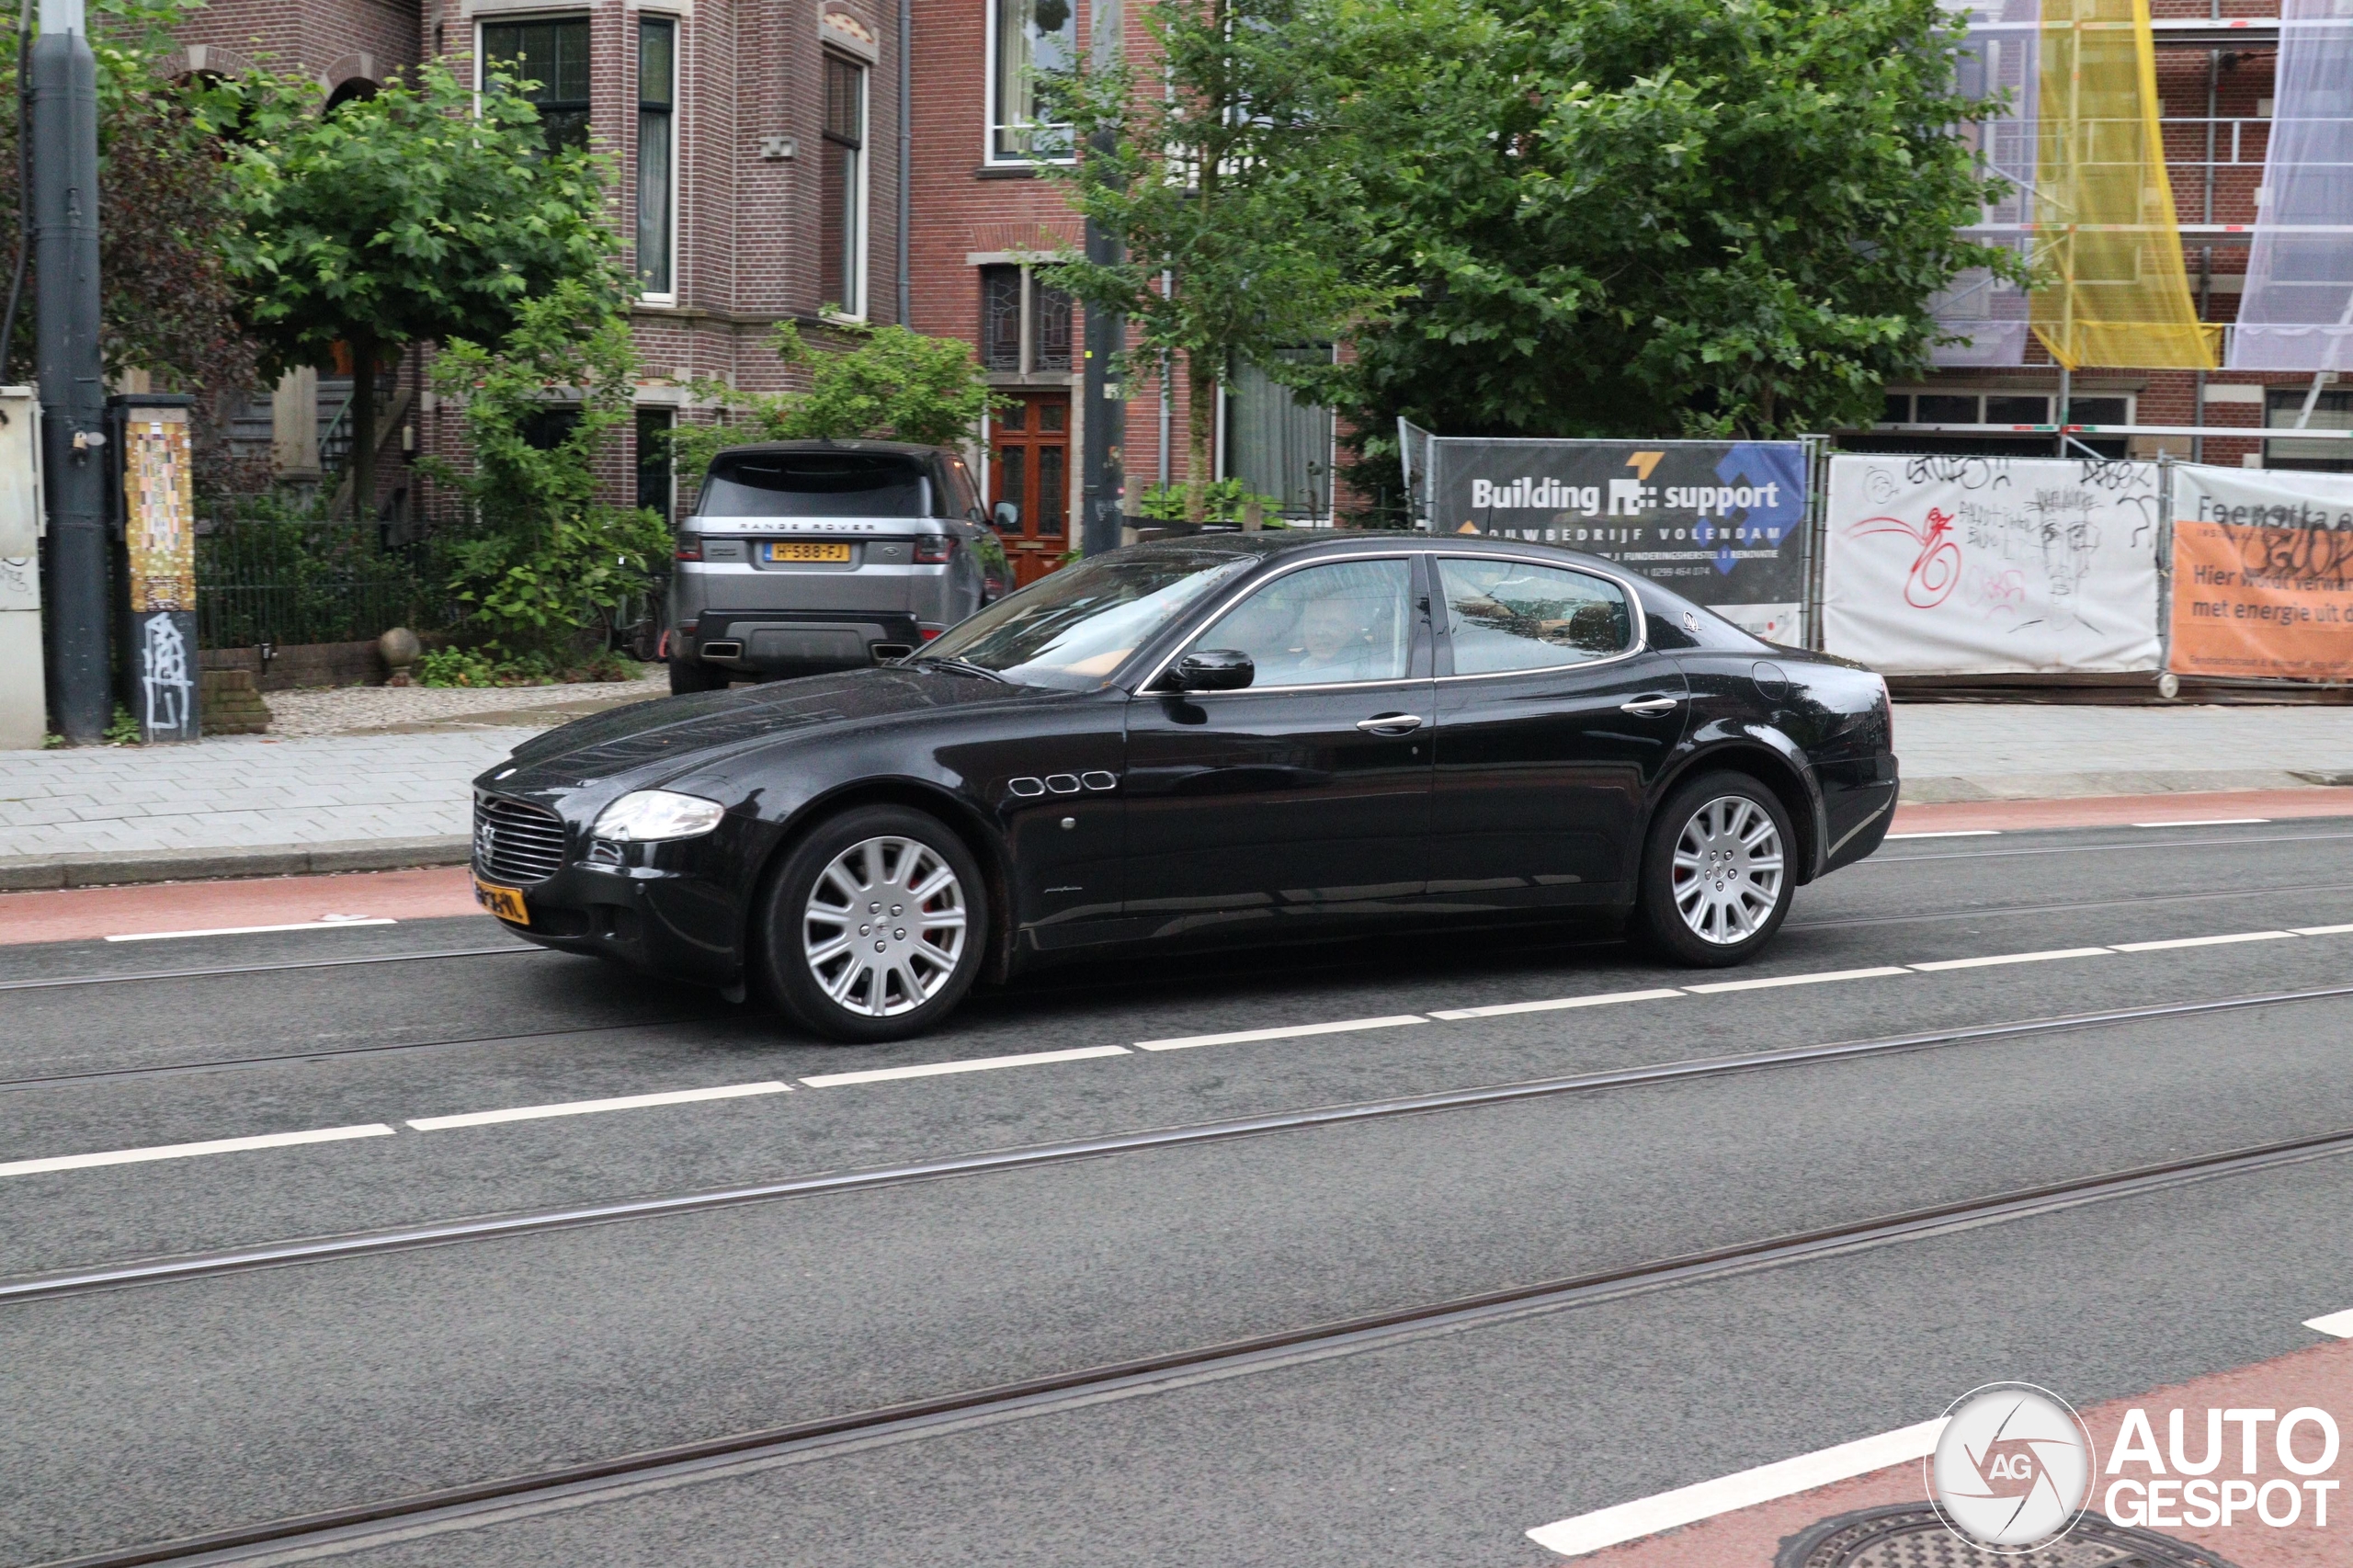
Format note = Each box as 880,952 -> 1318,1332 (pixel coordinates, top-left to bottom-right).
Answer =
665,440 -> 995,694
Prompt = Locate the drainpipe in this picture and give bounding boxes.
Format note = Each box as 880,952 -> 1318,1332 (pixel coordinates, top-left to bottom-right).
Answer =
895,0 -> 911,326
2194,40 -> 2218,463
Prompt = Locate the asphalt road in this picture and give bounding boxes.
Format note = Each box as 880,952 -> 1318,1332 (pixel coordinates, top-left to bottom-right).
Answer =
6,819 -> 2353,1567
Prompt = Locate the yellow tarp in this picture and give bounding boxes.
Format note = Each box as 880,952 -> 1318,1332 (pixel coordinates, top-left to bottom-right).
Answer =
2030,0 -> 2219,369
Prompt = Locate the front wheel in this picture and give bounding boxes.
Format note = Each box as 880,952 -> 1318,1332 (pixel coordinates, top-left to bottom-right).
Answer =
1633,771 -> 1795,966
756,806 -> 989,1042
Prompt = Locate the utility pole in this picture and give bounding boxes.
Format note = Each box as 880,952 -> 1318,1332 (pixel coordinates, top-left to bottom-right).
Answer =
30,0 -> 109,743
1078,0 -> 1124,557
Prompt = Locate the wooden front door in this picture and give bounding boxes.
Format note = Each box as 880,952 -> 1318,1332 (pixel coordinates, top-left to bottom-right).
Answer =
989,390 -> 1070,587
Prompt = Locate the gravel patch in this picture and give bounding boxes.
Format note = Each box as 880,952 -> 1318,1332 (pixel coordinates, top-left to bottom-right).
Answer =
263,676 -> 672,737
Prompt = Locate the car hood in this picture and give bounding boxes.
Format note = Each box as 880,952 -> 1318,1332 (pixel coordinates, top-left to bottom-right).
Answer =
488,667 -> 1065,790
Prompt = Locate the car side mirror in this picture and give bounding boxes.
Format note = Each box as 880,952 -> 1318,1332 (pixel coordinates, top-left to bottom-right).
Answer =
1165,648 -> 1254,691
993,500 -> 1020,529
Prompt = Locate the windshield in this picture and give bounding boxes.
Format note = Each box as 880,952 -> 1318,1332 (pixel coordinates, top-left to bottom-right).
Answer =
916,548 -> 1258,690
698,452 -> 931,517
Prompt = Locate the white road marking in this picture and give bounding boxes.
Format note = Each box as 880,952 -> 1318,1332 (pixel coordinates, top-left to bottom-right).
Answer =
2131,818 -> 2271,828
1683,966 -> 1911,994
106,917 -> 398,943
2290,924 -> 2353,937
0,1124 -> 397,1178
2304,1308 -> 2353,1338
1134,1016 -> 1427,1051
1883,829 -> 2000,839
1525,1418 -> 1948,1558
406,1082 -> 791,1131
1907,947 -> 2115,972
1428,988 -> 1685,1022
802,1045 -> 1131,1087
2111,930 -> 2297,952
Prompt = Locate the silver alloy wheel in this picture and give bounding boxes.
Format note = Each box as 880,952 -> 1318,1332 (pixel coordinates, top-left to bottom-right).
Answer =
1670,793 -> 1785,946
801,835 -> 969,1017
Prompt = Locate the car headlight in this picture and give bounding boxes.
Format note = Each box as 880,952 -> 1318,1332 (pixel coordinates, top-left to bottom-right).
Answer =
592,790 -> 725,843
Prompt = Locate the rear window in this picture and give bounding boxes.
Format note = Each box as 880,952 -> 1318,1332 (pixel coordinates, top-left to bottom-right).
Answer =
697,452 -> 932,517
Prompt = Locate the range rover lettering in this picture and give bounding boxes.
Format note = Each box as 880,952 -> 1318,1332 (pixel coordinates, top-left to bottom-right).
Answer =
478,533 -> 1900,1041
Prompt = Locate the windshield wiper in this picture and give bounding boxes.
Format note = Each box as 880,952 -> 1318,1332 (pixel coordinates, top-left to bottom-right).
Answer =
911,654 -> 1010,684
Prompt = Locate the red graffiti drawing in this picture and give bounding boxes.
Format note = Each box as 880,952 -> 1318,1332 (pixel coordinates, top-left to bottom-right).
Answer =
1851,507 -> 1962,608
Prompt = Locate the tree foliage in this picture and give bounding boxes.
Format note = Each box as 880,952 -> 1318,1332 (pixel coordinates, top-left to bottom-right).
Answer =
1038,0 -> 1399,523
1327,0 -> 2018,499
668,321 -> 999,483
212,60 -> 622,517
423,279 -> 669,658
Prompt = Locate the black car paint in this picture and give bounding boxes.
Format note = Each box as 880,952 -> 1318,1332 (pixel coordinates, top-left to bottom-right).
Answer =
472,535 -> 1898,993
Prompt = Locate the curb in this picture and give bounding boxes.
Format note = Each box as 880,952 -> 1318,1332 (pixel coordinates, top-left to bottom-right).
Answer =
0,836 -> 472,892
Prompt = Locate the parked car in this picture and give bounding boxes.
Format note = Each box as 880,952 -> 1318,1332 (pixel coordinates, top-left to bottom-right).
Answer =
474,532 -> 1899,1041
664,440 -> 991,694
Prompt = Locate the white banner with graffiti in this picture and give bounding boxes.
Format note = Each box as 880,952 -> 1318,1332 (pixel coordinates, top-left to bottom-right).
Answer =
1822,454 -> 2164,674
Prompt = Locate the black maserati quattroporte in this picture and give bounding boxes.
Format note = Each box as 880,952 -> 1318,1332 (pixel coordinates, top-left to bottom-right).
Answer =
470,533 -> 1899,1041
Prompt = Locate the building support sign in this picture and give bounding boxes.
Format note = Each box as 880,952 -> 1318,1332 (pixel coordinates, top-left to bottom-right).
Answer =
2167,464 -> 2353,682
1420,437 -> 1811,644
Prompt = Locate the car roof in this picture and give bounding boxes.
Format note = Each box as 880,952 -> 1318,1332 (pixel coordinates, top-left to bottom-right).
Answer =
1121,528 -> 1644,581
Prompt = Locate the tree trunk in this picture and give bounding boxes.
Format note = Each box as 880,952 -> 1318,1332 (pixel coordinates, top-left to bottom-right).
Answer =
1186,351 -> 1217,524
349,333 -> 377,524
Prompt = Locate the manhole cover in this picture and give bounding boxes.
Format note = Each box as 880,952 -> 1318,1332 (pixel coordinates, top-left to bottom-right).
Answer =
1775,1505 -> 2238,1568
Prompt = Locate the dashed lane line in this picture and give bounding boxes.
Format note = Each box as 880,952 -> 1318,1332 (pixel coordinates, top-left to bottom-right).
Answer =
1427,988 -> 1684,1022
1883,829 -> 2000,839
1906,947 -> 2116,972
1524,1419 -> 1949,1558
2111,930 -> 2298,953
104,917 -> 398,943
2132,817 -> 2271,828
0,1124 -> 396,1178
2306,1308 -> 2353,1338
801,1045 -> 1131,1087
406,1082 -> 792,1131
1133,1015 -> 1430,1051
1683,966 -> 1913,995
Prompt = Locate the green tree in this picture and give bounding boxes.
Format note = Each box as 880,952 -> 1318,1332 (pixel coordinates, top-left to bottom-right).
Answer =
1037,0 -> 1399,524
668,321 -> 999,483
213,61 -> 621,519
423,278 -> 669,659
1327,0 -> 2019,501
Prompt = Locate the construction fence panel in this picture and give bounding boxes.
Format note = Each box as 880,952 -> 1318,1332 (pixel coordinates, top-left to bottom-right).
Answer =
1822,454 -> 2164,674
2167,463 -> 2353,681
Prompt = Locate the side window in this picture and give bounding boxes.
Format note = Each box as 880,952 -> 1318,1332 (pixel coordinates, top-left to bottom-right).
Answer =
1190,559 -> 1413,687
1438,558 -> 1632,676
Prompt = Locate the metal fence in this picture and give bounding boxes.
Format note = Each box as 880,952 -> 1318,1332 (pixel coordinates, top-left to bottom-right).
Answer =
195,521 -> 452,651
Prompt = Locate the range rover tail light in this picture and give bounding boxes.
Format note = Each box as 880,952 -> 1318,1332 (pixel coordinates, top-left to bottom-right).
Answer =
913,534 -> 956,564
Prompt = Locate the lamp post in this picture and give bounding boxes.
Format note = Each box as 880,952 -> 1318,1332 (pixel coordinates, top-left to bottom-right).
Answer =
1078,0 -> 1125,557
29,0 -> 109,743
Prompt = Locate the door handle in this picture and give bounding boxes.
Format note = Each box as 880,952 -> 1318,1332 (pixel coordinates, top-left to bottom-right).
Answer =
1619,696 -> 1681,717
1357,713 -> 1425,734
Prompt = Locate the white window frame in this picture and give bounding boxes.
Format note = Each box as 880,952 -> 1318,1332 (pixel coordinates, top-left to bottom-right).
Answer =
983,0 -> 1078,168
821,51 -> 871,322
635,13 -> 682,306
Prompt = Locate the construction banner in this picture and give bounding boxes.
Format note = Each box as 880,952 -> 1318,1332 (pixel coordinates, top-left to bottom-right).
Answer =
2167,465 -> 2353,681
1823,454 -> 2163,674
1425,437 -> 1810,644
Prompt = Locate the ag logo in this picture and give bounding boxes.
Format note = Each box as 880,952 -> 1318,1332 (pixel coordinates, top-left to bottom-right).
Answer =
1927,1382 -> 2095,1552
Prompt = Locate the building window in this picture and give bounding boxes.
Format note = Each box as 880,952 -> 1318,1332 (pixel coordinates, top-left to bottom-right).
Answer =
637,18 -> 676,298
1224,347 -> 1336,521
977,265 -> 1074,373
2267,389 -> 2353,472
481,18 -> 591,151
821,54 -> 867,317
988,0 -> 1074,162
637,408 -> 676,524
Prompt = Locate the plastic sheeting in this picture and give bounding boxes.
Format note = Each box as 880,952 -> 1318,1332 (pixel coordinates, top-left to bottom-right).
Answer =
2225,1 -> 2353,370
2029,0 -> 2215,369
1934,0 -> 2039,368
1823,454 -> 2163,674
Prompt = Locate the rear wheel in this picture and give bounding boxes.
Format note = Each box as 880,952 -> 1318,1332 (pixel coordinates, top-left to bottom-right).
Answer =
757,806 -> 988,1042
668,651 -> 727,695
1633,771 -> 1794,966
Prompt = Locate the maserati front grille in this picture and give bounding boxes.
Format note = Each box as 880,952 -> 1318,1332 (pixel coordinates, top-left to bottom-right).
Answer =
473,794 -> 569,884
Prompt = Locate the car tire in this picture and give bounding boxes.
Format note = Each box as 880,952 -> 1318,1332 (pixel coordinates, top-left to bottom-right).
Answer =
756,805 -> 990,1042
668,653 -> 727,695
1632,770 -> 1796,967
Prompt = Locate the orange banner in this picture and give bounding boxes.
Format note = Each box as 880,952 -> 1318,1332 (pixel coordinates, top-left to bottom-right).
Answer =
2167,518 -> 2353,680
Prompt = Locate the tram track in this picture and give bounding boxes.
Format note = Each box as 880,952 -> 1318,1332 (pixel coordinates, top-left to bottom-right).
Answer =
28,1111 -> 2353,1568
10,978 -> 2353,1308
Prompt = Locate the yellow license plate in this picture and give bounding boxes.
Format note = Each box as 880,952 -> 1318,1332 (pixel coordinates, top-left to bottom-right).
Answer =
474,878 -> 529,925
763,540 -> 853,562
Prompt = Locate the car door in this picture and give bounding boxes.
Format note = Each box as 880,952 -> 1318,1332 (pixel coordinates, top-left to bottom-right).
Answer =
1122,555 -> 1434,937
1427,553 -> 1689,912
